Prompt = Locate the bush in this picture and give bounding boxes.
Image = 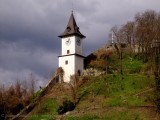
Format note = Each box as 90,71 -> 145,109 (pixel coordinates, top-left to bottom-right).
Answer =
0,104 -> 5,120
57,100 -> 75,114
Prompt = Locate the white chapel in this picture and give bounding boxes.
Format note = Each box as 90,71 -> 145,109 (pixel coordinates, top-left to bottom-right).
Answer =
58,12 -> 86,82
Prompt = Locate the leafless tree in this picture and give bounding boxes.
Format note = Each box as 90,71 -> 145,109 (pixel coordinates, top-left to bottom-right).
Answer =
135,10 -> 158,60
69,75 -> 80,104
56,67 -> 64,83
15,80 -> 22,98
109,10 -> 160,61
110,26 -> 121,58
29,73 -> 35,97
121,21 -> 136,54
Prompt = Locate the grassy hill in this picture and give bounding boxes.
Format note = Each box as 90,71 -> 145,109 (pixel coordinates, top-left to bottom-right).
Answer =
22,46 -> 159,120
66,74 -> 156,120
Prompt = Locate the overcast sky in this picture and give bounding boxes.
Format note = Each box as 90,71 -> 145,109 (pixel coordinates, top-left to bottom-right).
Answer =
0,0 -> 160,89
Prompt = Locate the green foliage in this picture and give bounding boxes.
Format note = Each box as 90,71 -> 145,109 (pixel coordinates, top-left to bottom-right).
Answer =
33,89 -> 43,99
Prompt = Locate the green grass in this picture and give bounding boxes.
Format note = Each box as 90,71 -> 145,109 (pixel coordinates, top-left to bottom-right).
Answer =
106,53 -> 145,74
104,110 -> 151,120
104,96 -> 145,107
74,73 -> 155,119
41,98 -> 58,114
28,53 -> 156,120
66,110 -> 151,120
107,74 -> 154,96
29,114 -> 55,120
122,55 -> 144,74
66,115 -> 99,120
77,74 -> 154,105
33,89 -> 43,99
29,98 -> 58,120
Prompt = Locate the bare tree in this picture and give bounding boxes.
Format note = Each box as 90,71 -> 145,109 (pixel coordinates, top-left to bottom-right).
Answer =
121,21 -> 136,54
29,73 -> 35,97
56,67 -> 64,83
0,74 -> 38,117
69,75 -> 80,104
109,10 -> 159,61
15,80 -> 22,98
135,10 -> 158,60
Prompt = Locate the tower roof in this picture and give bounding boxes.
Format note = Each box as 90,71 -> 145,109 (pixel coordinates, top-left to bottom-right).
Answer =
58,12 -> 86,38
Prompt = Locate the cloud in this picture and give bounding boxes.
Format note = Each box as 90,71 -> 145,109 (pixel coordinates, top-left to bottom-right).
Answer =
0,68 -> 48,91
0,41 -> 57,88
0,0 -> 62,52
0,0 -> 160,89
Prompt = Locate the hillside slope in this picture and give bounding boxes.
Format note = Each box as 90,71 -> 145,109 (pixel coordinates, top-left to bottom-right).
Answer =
20,46 -> 159,120
25,73 -> 157,120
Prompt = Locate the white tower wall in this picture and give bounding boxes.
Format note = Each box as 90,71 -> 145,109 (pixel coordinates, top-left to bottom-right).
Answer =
62,36 -> 83,55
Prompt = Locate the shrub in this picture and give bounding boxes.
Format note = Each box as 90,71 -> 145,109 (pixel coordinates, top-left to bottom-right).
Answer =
0,104 -> 5,120
57,100 -> 75,114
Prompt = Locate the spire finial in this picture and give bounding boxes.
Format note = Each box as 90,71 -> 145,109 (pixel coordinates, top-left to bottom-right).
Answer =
71,0 -> 74,14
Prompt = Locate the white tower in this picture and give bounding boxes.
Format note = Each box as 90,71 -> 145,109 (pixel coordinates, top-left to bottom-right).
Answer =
58,12 -> 86,82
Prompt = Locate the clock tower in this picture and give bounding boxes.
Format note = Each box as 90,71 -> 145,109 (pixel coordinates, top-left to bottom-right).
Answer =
58,12 -> 86,82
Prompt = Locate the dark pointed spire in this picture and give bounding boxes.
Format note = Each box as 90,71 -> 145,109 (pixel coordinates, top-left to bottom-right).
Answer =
58,12 -> 85,38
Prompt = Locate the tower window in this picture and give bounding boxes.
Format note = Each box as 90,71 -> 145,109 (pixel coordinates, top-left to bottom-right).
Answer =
65,60 -> 68,65
67,27 -> 71,32
67,50 -> 70,54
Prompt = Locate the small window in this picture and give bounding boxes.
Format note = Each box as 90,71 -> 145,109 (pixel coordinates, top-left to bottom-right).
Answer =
67,50 -> 70,54
65,60 -> 68,65
67,27 -> 71,32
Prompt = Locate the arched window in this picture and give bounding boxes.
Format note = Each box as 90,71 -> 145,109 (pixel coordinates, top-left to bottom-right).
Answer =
67,26 -> 71,32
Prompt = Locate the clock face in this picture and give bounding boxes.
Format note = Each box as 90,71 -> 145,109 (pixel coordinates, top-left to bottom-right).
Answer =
76,39 -> 81,46
65,38 -> 71,45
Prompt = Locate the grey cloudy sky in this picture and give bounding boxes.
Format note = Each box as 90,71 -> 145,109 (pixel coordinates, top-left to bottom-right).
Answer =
0,0 -> 160,88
